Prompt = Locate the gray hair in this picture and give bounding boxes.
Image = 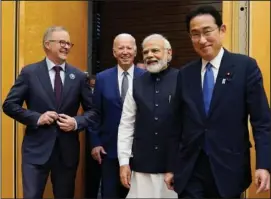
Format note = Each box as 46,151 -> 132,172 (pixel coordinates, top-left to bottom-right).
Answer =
113,33 -> 137,51
142,34 -> 171,49
43,26 -> 68,47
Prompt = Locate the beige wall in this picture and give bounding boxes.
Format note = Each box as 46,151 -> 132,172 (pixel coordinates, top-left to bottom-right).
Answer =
1,1 -> 16,197
247,1 -> 270,198
223,1 -> 270,198
1,1 -> 88,198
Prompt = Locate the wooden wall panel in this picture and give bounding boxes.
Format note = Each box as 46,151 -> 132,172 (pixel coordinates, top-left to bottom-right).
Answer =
247,1 -> 270,198
1,1 -> 16,198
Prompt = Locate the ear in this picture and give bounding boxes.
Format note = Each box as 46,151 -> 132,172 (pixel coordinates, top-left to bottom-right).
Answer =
134,48 -> 137,57
220,24 -> 226,34
113,48 -> 117,58
44,41 -> 50,50
167,49 -> 172,62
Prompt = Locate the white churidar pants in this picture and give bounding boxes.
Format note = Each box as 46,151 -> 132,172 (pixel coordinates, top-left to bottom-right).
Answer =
126,171 -> 178,198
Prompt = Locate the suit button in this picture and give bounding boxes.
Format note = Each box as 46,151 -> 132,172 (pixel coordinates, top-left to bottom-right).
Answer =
155,146 -> 158,150
154,117 -> 158,121
155,104 -> 159,107
156,78 -> 160,81
155,132 -> 158,135
155,90 -> 159,94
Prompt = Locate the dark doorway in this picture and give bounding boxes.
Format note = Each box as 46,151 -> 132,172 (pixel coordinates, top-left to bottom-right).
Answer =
91,0 -> 222,74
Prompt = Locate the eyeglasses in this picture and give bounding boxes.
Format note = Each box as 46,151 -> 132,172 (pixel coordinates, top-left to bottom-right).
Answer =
48,40 -> 74,48
190,27 -> 218,41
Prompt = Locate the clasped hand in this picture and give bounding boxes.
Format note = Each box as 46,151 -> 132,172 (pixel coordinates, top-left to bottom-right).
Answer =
37,111 -> 75,132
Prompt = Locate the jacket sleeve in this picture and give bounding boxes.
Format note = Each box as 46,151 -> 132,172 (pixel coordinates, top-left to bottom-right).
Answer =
246,58 -> 271,171
74,72 -> 98,132
166,70 -> 183,172
2,68 -> 41,127
86,73 -> 103,148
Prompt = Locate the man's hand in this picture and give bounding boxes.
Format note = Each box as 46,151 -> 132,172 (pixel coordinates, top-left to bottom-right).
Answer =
37,111 -> 58,126
164,172 -> 174,190
255,169 -> 270,194
56,114 -> 76,132
120,165 -> 131,189
91,146 -> 107,164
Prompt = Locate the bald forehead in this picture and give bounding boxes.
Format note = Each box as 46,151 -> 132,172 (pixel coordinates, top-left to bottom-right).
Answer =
143,38 -> 164,49
114,34 -> 135,46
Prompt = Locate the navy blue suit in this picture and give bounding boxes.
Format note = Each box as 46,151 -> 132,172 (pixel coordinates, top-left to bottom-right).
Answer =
85,87 -> 102,198
173,49 -> 271,198
2,59 -> 95,198
89,66 -> 144,198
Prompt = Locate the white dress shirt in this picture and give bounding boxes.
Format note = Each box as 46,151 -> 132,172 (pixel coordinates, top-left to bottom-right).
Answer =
46,57 -> 65,89
43,57 -> 77,130
201,47 -> 224,87
118,88 -> 137,166
117,65 -> 134,95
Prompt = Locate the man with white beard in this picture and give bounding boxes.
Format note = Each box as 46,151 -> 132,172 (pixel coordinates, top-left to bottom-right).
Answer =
117,34 -> 179,198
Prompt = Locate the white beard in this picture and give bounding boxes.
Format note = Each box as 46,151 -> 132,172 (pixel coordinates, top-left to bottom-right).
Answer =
146,59 -> 168,73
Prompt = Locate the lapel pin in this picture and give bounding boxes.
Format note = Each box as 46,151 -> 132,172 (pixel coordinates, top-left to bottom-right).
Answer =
222,78 -> 226,84
69,73 -> 75,80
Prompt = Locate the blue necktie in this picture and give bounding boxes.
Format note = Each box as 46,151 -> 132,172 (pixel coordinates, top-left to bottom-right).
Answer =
202,63 -> 214,154
203,63 -> 214,114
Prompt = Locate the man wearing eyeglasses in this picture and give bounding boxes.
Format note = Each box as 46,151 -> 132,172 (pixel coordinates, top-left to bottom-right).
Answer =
2,26 -> 96,199
164,5 -> 271,199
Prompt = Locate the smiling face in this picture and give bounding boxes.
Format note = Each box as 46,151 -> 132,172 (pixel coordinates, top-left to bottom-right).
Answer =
113,35 -> 137,69
44,30 -> 72,64
142,38 -> 172,73
189,14 -> 226,61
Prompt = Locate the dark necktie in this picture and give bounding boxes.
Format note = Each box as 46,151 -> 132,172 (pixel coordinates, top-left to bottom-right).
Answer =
53,66 -> 63,106
121,71 -> 129,101
203,62 -> 215,114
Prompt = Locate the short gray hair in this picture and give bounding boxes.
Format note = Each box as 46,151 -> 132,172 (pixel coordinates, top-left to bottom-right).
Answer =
43,26 -> 68,47
142,34 -> 171,49
113,33 -> 137,51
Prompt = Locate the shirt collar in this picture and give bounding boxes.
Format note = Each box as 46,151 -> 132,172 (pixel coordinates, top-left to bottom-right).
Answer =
117,64 -> 134,77
201,47 -> 224,71
46,57 -> 66,71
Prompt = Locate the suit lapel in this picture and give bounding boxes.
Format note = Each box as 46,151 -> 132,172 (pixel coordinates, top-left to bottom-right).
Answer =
112,67 -> 122,106
134,67 -> 141,78
208,50 -> 235,117
59,64 -> 75,109
36,60 -> 56,107
190,60 -> 206,120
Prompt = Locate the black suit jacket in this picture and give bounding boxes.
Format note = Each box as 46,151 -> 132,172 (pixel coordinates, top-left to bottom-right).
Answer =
173,49 -> 271,197
2,59 -> 95,167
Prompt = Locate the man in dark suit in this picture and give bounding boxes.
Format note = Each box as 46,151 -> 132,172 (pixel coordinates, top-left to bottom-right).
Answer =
2,26 -> 95,199
85,74 -> 102,198
89,33 -> 145,198
164,5 -> 271,198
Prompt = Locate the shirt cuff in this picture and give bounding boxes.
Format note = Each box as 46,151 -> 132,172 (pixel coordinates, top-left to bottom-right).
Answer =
119,158 -> 130,166
73,118 -> 78,130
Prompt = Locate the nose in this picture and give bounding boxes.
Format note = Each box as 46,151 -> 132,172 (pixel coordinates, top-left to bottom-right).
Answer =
199,35 -> 207,44
146,51 -> 154,58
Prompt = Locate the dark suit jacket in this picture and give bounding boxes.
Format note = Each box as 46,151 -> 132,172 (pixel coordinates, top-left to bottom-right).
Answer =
173,49 -> 271,197
89,66 -> 145,158
2,59 -> 95,167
